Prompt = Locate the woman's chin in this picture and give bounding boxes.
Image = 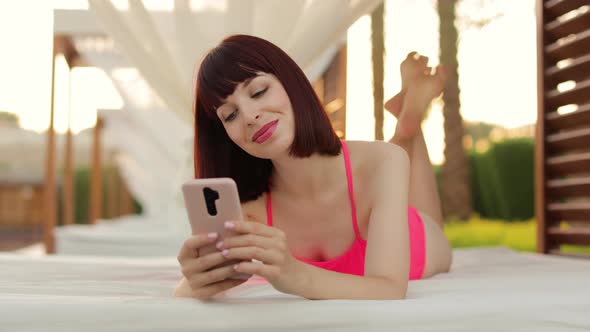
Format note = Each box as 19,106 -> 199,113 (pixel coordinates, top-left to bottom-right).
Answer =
249,136 -> 291,159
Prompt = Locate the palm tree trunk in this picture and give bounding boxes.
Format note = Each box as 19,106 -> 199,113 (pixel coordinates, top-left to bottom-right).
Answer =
371,2 -> 385,141
438,0 -> 472,220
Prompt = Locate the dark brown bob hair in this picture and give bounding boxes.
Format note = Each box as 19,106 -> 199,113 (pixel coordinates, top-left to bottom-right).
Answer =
194,34 -> 341,202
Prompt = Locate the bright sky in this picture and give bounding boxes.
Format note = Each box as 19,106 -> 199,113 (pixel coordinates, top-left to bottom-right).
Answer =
0,0 -> 537,165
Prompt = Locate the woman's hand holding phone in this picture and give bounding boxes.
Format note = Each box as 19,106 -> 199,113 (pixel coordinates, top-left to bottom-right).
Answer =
215,220 -> 307,296
175,232 -> 248,299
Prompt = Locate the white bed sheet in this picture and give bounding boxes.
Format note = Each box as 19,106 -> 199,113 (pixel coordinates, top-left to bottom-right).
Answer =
1,247 -> 589,331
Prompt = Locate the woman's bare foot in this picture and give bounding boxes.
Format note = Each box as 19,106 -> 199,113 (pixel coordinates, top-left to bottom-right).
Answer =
395,64 -> 448,140
384,52 -> 430,118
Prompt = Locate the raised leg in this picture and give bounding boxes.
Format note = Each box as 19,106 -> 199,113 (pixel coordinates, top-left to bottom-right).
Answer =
384,53 -> 446,228
389,127 -> 443,228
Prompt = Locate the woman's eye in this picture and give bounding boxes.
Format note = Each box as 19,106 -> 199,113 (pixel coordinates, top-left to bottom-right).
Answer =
224,110 -> 237,122
252,87 -> 268,98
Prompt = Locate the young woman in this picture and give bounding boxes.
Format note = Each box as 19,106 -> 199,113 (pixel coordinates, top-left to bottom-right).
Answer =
175,34 -> 452,300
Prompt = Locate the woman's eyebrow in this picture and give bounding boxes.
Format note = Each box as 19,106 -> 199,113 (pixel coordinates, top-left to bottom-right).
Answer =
217,76 -> 260,110
242,76 -> 255,88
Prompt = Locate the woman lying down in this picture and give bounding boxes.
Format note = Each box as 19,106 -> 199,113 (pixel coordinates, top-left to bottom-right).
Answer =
175,35 -> 452,300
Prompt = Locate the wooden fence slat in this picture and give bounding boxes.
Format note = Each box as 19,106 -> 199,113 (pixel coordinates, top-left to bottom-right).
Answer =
547,127 -> 590,152
547,151 -> 590,175
548,202 -> 590,221
546,78 -> 590,107
545,53 -> 590,86
547,177 -> 590,198
545,29 -> 590,60
548,227 -> 590,245
545,9 -> 590,40
546,103 -> 590,130
545,0 -> 589,19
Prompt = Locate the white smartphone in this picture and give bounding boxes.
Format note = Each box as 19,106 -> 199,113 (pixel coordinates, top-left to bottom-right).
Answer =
181,178 -> 251,280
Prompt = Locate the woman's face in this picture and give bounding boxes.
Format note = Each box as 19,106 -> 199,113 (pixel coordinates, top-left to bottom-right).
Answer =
215,73 -> 295,159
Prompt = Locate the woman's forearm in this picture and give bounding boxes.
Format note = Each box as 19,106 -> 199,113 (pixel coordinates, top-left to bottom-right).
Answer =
294,263 -> 408,300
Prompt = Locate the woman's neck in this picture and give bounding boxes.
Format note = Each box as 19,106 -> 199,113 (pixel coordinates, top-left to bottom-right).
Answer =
270,151 -> 344,199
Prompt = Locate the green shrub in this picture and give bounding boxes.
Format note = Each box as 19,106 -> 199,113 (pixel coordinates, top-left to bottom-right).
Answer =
57,166 -> 142,224
491,138 -> 535,220
465,138 -> 534,221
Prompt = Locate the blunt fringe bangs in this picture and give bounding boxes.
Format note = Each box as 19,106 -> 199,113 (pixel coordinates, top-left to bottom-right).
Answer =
194,34 -> 341,202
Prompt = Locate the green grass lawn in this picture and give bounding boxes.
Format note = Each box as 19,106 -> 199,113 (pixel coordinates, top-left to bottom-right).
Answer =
443,215 -> 590,254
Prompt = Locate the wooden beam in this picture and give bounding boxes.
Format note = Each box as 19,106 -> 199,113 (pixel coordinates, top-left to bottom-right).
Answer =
536,0 -> 550,254
43,37 -> 62,254
54,35 -> 80,68
338,45 -> 347,139
89,117 -> 103,224
63,70 -> 75,226
107,155 -> 117,219
371,2 -> 385,141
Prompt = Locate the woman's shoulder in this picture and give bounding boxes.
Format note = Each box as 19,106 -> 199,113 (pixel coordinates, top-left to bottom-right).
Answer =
344,140 -> 409,169
343,140 -> 409,205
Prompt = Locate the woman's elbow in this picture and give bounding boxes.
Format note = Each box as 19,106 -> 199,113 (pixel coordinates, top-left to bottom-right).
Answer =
372,277 -> 408,300
383,285 -> 407,300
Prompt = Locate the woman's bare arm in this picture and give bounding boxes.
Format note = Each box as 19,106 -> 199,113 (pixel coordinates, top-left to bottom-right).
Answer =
292,143 -> 410,300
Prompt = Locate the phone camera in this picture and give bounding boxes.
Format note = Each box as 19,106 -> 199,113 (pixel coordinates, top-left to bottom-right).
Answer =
203,187 -> 220,216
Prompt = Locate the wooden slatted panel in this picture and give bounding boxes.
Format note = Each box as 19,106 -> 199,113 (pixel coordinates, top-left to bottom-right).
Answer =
545,29 -> 590,60
533,0 -> 590,255
545,0 -> 589,18
547,177 -> 590,198
545,54 -> 590,86
547,127 -> 590,152
546,103 -> 590,130
545,9 -> 590,40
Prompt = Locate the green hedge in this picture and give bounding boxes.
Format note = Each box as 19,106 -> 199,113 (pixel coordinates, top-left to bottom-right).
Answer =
471,138 -> 535,220
57,166 -> 142,224
436,138 -> 535,221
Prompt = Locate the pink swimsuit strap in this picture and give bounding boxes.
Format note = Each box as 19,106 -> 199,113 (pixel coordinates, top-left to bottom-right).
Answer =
266,140 -> 361,239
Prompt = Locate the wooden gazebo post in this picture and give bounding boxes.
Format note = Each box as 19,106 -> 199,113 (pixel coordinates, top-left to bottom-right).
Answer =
44,35 -> 79,254
63,62 -> 76,226
89,116 -> 104,224
43,38 -> 59,254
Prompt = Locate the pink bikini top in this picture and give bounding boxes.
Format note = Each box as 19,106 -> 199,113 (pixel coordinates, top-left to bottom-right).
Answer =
266,140 -> 367,276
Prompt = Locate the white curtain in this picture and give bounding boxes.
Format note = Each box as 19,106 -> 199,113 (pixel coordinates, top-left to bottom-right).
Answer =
53,0 -> 383,256
86,0 -> 383,219
88,0 -> 383,123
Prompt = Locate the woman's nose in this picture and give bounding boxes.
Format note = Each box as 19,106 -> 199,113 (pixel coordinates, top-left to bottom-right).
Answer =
247,113 -> 261,126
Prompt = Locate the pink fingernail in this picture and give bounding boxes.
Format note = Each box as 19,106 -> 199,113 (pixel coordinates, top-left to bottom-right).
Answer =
216,241 -> 224,249
224,221 -> 235,229
233,264 -> 240,270
222,249 -> 229,256
207,232 -> 218,239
